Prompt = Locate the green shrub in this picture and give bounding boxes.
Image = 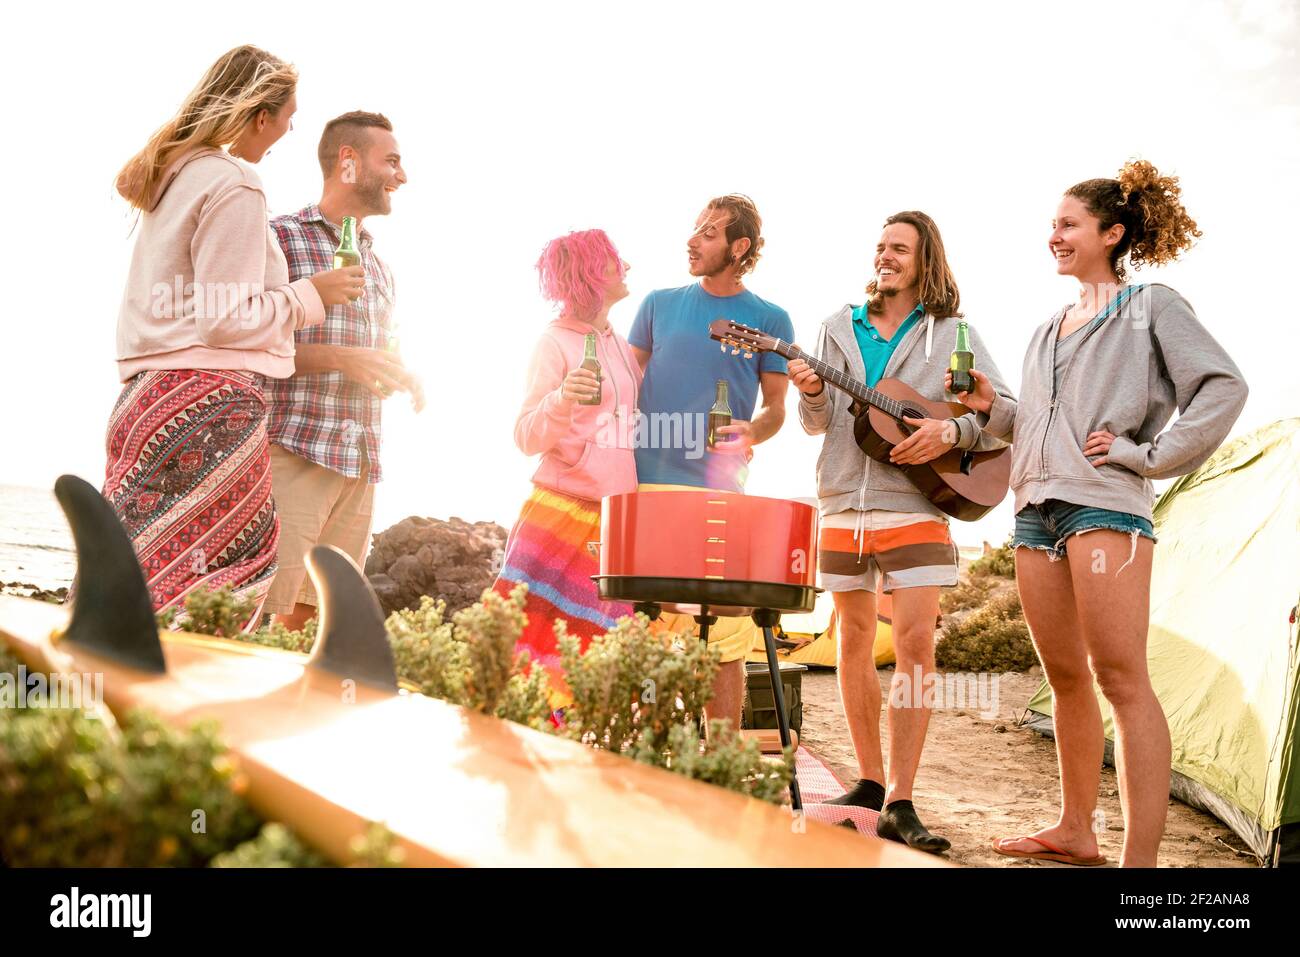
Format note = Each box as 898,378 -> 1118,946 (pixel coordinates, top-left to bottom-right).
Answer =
637,720 -> 793,804
245,618 -> 318,654
348,821 -> 406,867
0,646 -> 398,869
969,540 -> 1016,579
0,700 -> 261,867
157,586 -> 259,637
210,823 -> 330,868
385,596 -> 469,701
935,591 -> 1037,672
384,587 -> 554,731
939,575 -> 996,614
558,613 -> 717,756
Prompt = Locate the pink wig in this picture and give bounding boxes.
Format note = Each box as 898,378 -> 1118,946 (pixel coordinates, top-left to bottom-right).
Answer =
535,229 -> 625,321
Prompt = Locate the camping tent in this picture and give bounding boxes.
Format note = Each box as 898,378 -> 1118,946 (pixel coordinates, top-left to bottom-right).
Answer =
1024,419 -> 1300,865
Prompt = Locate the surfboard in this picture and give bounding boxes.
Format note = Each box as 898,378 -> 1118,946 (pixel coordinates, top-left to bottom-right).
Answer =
0,476 -> 945,868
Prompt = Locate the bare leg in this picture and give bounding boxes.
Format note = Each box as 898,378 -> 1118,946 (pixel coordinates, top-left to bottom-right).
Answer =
705,658 -> 745,735
832,590 -> 885,782
1065,531 -> 1167,867
273,602 -> 317,632
882,586 -> 941,804
995,546 -> 1103,860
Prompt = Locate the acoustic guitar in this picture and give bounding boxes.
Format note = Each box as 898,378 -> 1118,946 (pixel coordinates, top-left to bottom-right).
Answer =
709,318 -> 1010,521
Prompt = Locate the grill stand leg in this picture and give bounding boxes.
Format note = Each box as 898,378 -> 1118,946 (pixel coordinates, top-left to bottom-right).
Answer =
694,610 -> 717,740
754,608 -> 802,812
694,608 -> 716,647
633,601 -> 662,622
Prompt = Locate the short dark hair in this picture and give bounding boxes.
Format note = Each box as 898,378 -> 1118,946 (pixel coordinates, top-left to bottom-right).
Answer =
317,111 -> 393,177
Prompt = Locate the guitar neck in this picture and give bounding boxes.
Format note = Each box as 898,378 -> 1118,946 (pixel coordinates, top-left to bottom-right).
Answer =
772,341 -> 909,419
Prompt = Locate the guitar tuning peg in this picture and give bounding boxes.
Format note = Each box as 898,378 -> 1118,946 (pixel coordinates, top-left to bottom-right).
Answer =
730,347 -> 740,356
743,351 -> 753,359
719,342 -> 726,353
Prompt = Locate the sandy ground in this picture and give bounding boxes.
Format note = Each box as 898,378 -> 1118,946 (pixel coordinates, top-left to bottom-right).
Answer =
798,666 -> 1258,868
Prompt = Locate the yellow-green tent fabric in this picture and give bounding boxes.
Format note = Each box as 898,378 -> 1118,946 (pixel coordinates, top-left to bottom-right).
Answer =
747,590 -> 897,668
1024,419 -> 1300,864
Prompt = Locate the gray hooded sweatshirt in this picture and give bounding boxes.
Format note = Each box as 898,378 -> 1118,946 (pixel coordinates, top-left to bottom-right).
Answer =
798,306 -> 1014,520
979,283 -> 1248,521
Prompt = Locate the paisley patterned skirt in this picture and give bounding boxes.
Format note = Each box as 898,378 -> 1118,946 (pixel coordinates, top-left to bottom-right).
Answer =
100,369 -> 279,628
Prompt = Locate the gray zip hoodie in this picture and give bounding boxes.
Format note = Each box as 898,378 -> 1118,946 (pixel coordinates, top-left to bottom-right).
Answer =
979,283 -> 1248,521
798,306 -> 1014,520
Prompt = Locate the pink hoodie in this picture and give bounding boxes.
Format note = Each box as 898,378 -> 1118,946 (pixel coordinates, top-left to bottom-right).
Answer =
515,315 -> 642,502
115,146 -> 325,382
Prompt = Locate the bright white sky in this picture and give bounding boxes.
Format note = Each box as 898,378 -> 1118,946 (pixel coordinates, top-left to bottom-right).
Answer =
4,0 -> 1297,548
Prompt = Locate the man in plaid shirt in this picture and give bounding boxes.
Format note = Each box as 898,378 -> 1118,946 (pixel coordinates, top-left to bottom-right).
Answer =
264,111 -> 422,630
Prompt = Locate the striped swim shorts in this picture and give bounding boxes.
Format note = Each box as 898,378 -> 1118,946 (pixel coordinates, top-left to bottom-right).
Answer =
819,509 -> 959,594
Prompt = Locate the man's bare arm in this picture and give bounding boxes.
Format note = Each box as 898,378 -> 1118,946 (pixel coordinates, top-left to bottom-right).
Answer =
747,371 -> 789,445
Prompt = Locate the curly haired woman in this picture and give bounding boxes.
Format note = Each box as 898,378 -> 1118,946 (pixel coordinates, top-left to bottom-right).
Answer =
952,160 -> 1248,867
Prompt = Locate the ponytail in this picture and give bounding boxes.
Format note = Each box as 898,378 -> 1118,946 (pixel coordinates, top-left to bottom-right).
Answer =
1065,159 -> 1201,280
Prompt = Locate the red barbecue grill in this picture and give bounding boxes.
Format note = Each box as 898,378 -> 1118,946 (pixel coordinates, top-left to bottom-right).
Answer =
594,488 -> 820,809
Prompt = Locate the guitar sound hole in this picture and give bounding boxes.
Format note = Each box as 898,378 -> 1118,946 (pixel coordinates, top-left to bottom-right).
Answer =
901,408 -> 924,421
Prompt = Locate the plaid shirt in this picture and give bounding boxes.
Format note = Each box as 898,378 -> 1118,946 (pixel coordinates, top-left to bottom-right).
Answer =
266,205 -> 394,482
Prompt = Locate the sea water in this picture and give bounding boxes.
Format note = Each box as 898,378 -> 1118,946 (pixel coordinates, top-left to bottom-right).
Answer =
0,484 -> 75,590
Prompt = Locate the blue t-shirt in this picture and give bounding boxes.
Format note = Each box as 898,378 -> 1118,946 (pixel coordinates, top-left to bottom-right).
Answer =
851,302 -> 924,387
629,283 -> 795,490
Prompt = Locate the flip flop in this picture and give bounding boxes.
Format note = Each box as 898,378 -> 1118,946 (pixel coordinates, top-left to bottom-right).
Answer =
992,835 -> 1106,866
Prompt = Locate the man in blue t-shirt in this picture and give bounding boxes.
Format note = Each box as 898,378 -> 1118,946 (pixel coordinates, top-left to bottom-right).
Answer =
628,194 -> 795,734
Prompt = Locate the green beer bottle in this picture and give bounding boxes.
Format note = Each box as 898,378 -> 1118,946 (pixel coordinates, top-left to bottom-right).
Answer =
579,333 -> 602,406
950,320 -> 974,395
334,215 -> 362,270
707,379 -> 731,450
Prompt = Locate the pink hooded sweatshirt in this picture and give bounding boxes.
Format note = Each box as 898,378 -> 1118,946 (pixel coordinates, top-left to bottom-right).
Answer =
115,146 -> 325,382
514,315 -> 641,502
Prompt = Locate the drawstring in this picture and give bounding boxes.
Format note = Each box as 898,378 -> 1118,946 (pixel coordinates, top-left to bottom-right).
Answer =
854,462 -> 869,561
924,315 -> 933,362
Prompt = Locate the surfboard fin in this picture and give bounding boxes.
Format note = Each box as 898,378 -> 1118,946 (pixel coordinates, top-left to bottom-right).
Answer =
54,474 -> 166,673
305,545 -> 398,690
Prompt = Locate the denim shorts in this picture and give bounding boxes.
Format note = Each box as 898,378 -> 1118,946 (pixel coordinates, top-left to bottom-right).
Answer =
1012,499 -> 1155,561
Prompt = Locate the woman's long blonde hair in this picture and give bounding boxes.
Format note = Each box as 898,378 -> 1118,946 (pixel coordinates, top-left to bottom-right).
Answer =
117,45 -> 298,210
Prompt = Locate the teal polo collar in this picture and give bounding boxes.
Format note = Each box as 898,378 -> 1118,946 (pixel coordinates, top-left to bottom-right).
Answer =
852,302 -> 926,343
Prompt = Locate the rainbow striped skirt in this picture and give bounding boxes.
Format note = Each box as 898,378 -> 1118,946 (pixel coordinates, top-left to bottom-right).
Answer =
491,485 -> 632,692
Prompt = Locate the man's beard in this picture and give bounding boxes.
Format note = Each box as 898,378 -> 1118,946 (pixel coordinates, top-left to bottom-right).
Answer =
697,250 -> 733,278
355,170 -> 390,215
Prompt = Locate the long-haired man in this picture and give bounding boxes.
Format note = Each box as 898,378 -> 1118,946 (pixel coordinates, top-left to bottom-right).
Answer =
788,211 -> 1013,853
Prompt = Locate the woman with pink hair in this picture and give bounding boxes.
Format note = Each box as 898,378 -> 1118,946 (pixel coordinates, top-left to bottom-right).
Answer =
491,230 -> 642,699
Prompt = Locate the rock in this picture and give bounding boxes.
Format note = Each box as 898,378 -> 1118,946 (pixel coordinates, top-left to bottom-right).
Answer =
364,516 -> 508,616
1,582 -> 69,605
368,573 -> 401,609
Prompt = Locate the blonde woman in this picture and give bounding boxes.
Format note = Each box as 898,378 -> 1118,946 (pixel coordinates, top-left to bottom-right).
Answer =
105,45 -> 362,627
